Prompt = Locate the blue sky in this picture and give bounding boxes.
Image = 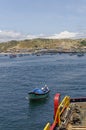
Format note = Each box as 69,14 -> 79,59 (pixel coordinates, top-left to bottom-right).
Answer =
0,0 -> 86,42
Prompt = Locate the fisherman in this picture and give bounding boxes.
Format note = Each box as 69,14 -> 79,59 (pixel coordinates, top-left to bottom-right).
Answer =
41,85 -> 48,92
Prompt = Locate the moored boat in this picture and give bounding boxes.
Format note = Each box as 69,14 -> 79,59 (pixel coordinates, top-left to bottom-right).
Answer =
77,52 -> 84,57
44,94 -> 86,130
28,85 -> 50,100
9,54 -> 17,58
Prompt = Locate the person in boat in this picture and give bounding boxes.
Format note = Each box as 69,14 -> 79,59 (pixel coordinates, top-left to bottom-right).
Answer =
41,85 -> 49,92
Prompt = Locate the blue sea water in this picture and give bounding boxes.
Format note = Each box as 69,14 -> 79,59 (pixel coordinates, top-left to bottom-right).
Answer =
0,53 -> 86,130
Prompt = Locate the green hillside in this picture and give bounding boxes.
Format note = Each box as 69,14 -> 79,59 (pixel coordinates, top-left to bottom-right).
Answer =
0,38 -> 86,53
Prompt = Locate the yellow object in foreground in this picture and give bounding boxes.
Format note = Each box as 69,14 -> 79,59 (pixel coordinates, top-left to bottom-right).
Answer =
43,96 -> 70,130
43,123 -> 50,130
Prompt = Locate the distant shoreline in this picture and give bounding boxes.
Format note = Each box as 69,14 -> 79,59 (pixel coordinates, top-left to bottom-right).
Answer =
0,49 -> 86,56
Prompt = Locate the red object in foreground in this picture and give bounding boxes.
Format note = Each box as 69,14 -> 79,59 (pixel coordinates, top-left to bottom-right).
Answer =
50,93 -> 60,130
54,93 -> 60,119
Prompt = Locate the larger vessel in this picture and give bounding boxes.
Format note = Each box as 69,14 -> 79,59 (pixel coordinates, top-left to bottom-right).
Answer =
44,93 -> 86,130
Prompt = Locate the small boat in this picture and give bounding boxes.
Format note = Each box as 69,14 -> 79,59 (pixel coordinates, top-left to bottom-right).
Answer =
77,52 -> 84,57
9,54 -> 17,58
44,93 -> 86,130
18,53 -> 23,57
28,85 -> 50,100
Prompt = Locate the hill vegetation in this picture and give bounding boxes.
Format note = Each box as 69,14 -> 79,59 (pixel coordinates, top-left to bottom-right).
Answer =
0,38 -> 86,53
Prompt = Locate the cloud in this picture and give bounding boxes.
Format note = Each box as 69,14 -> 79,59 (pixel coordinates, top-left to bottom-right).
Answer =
0,30 -> 85,43
46,31 -> 78,39
0,30 -> 26,42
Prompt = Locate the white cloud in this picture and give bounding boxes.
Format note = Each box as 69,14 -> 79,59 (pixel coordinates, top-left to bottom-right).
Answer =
0,30 -> 85,43
46,31 -> 78,39
0,30 -> 26,42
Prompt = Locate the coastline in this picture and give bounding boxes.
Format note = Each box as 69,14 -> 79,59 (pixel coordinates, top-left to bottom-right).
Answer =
0,48 -> 85,56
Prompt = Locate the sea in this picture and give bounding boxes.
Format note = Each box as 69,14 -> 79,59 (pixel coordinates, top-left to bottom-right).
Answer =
0,53 -> 86,130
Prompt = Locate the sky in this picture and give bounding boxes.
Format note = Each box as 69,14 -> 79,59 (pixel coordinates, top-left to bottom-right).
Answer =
0,0 -> 86,42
